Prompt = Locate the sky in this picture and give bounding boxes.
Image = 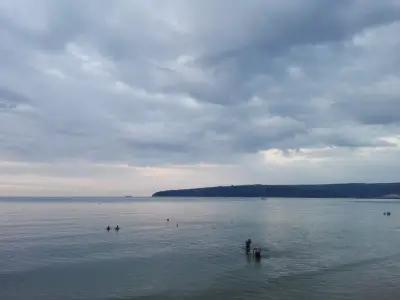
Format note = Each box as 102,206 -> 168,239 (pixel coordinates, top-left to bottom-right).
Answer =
1,0 -> 400,196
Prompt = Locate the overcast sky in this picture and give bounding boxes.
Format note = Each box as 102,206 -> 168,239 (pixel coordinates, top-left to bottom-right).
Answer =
1,0 -> 400,196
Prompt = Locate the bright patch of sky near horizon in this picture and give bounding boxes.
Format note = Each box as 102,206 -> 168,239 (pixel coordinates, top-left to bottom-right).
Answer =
1,0 -> 400,196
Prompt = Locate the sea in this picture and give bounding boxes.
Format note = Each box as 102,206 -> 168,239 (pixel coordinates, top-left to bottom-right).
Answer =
1,197 -> 400,300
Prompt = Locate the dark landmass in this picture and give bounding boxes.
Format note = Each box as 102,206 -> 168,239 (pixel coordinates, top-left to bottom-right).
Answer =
152,183 -> 400,198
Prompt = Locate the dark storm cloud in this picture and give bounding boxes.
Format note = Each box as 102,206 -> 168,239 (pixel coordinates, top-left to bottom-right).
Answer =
0,0 -> 399,166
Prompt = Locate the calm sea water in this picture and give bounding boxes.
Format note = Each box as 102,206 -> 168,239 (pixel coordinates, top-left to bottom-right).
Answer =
1,197 -> 400,300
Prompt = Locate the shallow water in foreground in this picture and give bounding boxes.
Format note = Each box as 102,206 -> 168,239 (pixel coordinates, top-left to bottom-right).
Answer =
1,197 -> 400,300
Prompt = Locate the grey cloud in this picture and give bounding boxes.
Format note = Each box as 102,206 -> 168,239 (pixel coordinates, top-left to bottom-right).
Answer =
0,87 -> 30,103
0,0 -> 399,169
0,87 -> 32,112
335,95 -> 400,125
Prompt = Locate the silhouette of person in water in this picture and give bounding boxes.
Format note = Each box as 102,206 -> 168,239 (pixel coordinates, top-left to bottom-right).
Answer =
245,239 -> 252,253
253,248 -> 261,261
115,225 -> 120,231
106,225 -> 111,231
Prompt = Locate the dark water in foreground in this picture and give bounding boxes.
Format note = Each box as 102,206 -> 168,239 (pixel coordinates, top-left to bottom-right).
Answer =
1,197 -> 400,300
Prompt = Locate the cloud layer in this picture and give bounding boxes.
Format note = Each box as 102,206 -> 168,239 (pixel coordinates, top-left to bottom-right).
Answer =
1,1 -> 400,195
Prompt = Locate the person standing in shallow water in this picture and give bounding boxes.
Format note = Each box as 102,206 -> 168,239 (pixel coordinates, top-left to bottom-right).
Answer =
253,248 -> 261,261
106,225 -> 111,231
115,225 -> 120,231
245,239 -> 252,253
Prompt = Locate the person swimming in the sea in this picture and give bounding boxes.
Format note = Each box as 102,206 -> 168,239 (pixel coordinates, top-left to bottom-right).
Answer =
115,225 -> 120,231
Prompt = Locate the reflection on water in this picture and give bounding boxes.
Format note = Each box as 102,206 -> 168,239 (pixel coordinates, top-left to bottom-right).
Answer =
1,197 -> 400,300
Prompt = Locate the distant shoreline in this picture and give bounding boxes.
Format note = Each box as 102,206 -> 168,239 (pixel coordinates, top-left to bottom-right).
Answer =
152,183 -> 400,199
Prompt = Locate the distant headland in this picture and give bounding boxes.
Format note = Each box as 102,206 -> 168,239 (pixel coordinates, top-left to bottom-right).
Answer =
152,183 -> 400,198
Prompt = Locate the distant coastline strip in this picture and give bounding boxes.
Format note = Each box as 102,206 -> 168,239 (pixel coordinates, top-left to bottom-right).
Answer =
152,183 -> 400,198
